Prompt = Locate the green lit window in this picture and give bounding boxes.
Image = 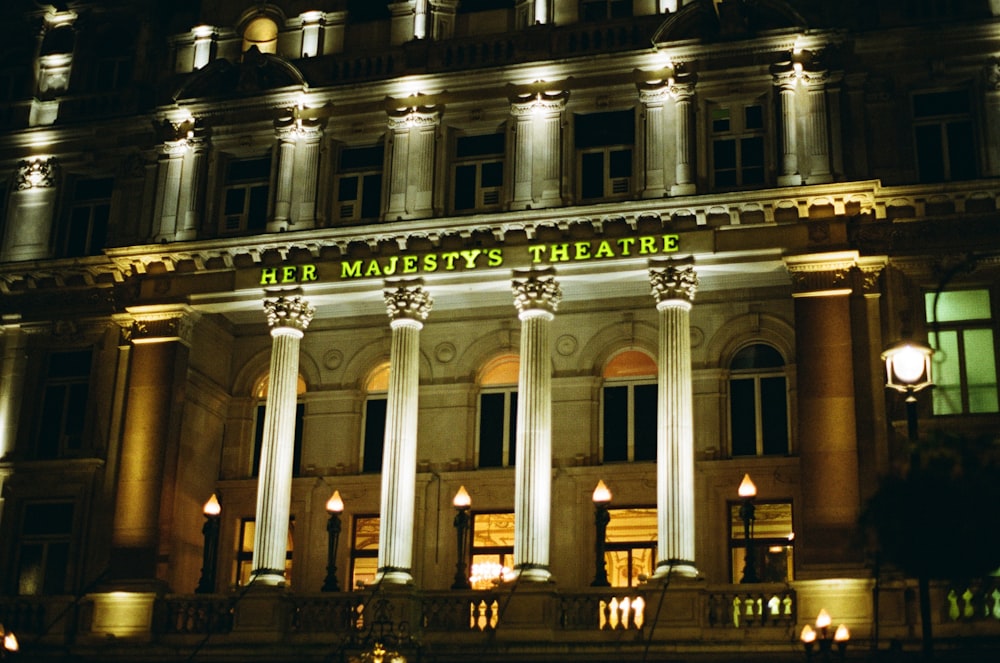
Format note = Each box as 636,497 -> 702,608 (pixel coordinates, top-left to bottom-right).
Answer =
925,289 -> 998,414
728,501 -> 794,584
605,507 -> 656,588
350,515 -> 380,590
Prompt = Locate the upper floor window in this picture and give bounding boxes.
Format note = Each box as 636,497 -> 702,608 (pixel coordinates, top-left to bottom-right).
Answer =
575,109 -> 634,201
58,177 -> 112,258
250,374 -> 306,478
335,143 -> 384,223
351,514 -> 380,590
477,354 -> 519,468
453,132 -> 504,213
242,16 -> 279,55
728,499 -> 794,584
729,344 -> 789,457
927,289 -> 998,415
580,0 -> 632,21
37,348 -> 92,459
221,154 -> 271,234
913,91 -> 976,183
602,350 -> 657,463
15,501 -> 75,595
362,363 -> 389,473
605,507 -> 657,587
711,102 -> 765,189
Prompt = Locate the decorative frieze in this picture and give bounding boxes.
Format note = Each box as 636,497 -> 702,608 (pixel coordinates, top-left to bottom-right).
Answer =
15,158 -> 57,190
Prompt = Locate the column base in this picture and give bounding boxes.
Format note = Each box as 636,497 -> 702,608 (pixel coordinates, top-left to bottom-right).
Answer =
651,559 -> 699,581
513,563 -> 552,583
376,567 -> 414,585
670,183 -> 696,196
250,568 -> 287,587
778,173 -> 802,186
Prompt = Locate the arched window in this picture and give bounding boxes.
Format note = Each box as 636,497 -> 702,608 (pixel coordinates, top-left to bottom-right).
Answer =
477,354 -> 519,468
361,362 -> 389,473
729,343 -> 789,457
251,374 -> 306,477
601,350 -> 657,462
242,16 -> 278,55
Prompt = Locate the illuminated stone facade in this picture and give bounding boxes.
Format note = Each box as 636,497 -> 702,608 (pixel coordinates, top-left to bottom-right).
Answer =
1,1 -> 999,661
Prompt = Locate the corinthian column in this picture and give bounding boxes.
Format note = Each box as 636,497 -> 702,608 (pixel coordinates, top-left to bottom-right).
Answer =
377,280 -> 433,584
511,267 -> 561,582
648,258 -> 698,580
252,295 -> 314,585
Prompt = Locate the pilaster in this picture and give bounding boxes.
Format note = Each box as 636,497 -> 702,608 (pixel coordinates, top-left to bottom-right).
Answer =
772,62 -> 802,187
386,104 -> 440,221
509,90 -> 567,211
1,158 -> 58,262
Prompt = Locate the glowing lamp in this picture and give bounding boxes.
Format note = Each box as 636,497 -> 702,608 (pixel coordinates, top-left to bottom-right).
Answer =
453,485 -> 471,508
592,479 -> 612,504
202,494 -> 221,517
326,490 -> 344,514
738,473 -> 757,498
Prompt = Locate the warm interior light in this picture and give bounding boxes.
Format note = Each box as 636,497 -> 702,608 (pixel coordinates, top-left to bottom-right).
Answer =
203,494 -> 221,517
592,479 -> 612,504
834,624 -> 850,642
800,624 -> 816,644
738,473 -> 757,498
890,344 -> 926,384
453,485 -> 471,508
3,631 -> 17,652
815,608 -> 832,630
326,490 -> 344,514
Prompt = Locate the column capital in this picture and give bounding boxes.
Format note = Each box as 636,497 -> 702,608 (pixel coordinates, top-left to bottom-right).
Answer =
15,157 -> 57,190
649,257 -> 698,306
986,56 -> 1000,91
784,251 -> 858,297
264,295 -> 315,332
387,104 -> 441,130
512,267 -> 562,315
857,256 -> 888,297
509,89 -> 569,116
770,60 -> 799,88
384,279 -> 433,323
125,307 -> 198,345
637,80 -> 670,105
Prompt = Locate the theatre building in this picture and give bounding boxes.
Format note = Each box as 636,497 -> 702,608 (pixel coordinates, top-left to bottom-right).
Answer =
1,0 -> 1000,661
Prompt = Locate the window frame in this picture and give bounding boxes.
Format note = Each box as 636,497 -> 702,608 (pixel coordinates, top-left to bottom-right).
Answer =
58,176 -> 113,258
219,152 -> 273,235
35,348 -> 94,459
477,388 -> 518,468
451,131 -> 505,214
14,500 -> 76,595
235,516 -> 294,587
574,109 -> 635,202
912,89 -> 977,183
470,510 -> 514,589
603,506 -> 657,588
728,344 -> 790,458
334,142 -> 384,223
727,499 -> 795,584
350,513 -> 380,591
709,100 -> 768,190
601,380 -> 657,463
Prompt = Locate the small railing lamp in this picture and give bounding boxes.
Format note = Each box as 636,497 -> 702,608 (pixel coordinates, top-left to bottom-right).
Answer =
591,479 -> 612,587
881,340 -> 933,443
0,623 -> 18,658
196,493 -> 222,593
322,489 -> 344,592
452,485 -> 472,590
800,608 -> 850,661
738,474 -> 759,584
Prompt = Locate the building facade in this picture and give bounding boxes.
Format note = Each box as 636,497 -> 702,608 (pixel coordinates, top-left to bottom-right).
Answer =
1,0 -> 999,660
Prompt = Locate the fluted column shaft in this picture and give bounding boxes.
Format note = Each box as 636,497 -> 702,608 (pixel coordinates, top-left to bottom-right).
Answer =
803,71 -> 832,183
670,74 -> 697,196
510,91 -> 566,210
252,296 -> 314,585
649,259 -> 698,579
0,319 -> 27,459
773,68 -> 802,186
638,84 -> 668,197
377,281 -> 432,584
511,269 -> 561,582
272,130 -> 297,227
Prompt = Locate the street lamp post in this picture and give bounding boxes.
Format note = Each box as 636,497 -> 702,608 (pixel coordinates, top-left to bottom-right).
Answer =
322,489 -> 344,592
800,608 -> 850,661
591,479 -> 611,587
195,493 -> 221,594
738,474 -> 759,584
0,623 -> 18,658
452,486 -> 471,590
881,340 -> 934,449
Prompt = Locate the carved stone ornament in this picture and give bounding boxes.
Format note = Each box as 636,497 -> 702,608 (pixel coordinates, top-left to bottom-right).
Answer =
387,105 -> 441,130
512,268 -> 562,314
130,312 -> 194,344
649,258 -> 698,304
264,295 -> 315,331
784,256 -> 856,295
383,282 -> 433,322
986,57 -> 1000,92
509,90 -> 569,116
16,157 -> 56,190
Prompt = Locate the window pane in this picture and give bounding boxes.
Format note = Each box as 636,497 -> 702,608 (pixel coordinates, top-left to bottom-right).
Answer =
730,379 -> 756,456
609,149 -> 632,179
17,544 -> 43,595
454,164 -> 476,211
744,104 -> 763,130
507,392 -> 518,465
23,503 -> 74,535
603,386 -> 628,462
947,120 -> 975,180
247,185 -> 269,230
965,328 -> 998,413
49,350 -> 92,378
363,398 -> 387,472
915,124 -> 945,183
580,152 -> 604,199
575,110 -> 634,148
760,377 -> 788,455
711,108 -> 730,133
926,289 -> 990,322
633,383 -> 657,462
341,145 -> 383,170
913,91 -> 969,117
338,175 -> 359,202
228,157 -> 271,182
479,392 -> 505,467
456,133 -> 504,158
741,136 -> 765,185
481,160 -> 503,187
224,188 -> 245,215
930,330 -> 962,415
361,173 -> 383,219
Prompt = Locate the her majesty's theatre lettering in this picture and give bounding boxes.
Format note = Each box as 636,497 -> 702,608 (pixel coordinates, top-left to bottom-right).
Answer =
260,234 -> 681,285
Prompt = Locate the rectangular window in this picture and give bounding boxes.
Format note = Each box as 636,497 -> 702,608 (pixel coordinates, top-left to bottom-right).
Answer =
576,109 -> 634,201
913,91 -> 976,183
602,382 -> 656,462
350,515 -> 380,590
16,502 -> 74,595
222,155 -> 271,233
926,289 -> 998,414
605,507 -> 656,588
711,103 -> 766,189
728,501 -> 794,584
478,390 -> 517,468
59,177 -> 112,258
235,517 -> 293,586
362,397 -> 387,473
251,403 -> 304,477
336,144 -> 383,222
470,512 -> 514,589
453,133 -> 504,213
730,375 -> 789,457
37,349 -> 92,459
